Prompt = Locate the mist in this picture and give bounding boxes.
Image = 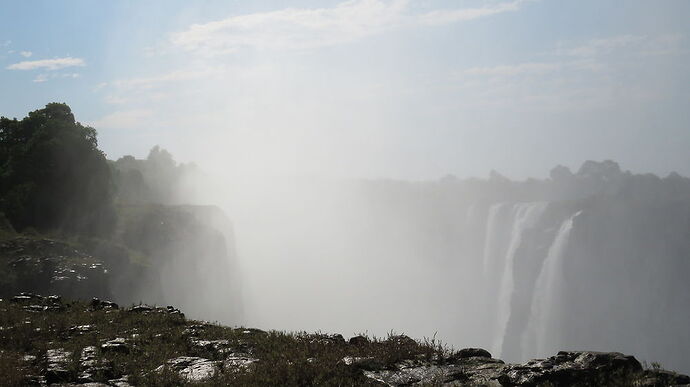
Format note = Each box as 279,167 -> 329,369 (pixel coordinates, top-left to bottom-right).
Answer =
3,0 -> 690,380
96,0 -> 690,374
164,159 -> 690,375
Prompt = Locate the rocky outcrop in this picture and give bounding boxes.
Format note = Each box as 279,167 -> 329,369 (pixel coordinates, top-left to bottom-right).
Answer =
0,237 -> 111,300
2,294 -> 687,386
155,356 -> 221,382
0,204 -> 244,327
111,204 -> 244,324
363,350 -> 690,386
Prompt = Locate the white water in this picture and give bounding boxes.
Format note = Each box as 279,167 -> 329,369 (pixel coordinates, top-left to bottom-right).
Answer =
482,203 -> 510,277
521,210 -> 582,359
491,202 -> 548,357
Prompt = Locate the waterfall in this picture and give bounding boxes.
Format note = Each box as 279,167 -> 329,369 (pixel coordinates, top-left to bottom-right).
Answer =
491,202 -> 548,357
521,211 -> 582,359
465,203 -> 476,228
482,203 -> 510,277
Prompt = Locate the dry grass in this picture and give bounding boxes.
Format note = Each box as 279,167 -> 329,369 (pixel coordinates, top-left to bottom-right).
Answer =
0,298 -> 449,386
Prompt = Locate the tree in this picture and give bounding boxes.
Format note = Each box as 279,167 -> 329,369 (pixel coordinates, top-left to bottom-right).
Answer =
0,103 -> 115,234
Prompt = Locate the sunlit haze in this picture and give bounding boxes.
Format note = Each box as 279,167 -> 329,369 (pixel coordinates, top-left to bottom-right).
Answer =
2,0 -> 689,180
3,0 -> 690,379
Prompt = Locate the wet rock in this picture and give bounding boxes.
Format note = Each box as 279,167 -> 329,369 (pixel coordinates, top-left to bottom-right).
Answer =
12,292 -> 65,312
499,351 -> 643,386
80,346 -> 99,367
303,333 -> 346,345
163,305 -> 184,317
11,292 -> 44,303
130,304 -> 154,313
156,356 -> 221,382
364,363 -> 467,386
45,348 -> 73,384
90,297 -> 118,310
69,324 -> 95,336
1,238 -> 111,300
224,353 -> 258,372
365,355 -> 507,386
241,328 -> 266,335
78,345 -> 114,383
190,338 -> 231,353
128,304 -> 184,317
453,348 -> 492,360
23,375 -> 47,385
348,335 -> 370,346
637,369 -> 690,386
456,357 -> 506,385
23,304 -> 47,312
107,376 -> 132,387
22,354 -> 37,362
341,356 -> 379,370
183,324 -> 208,337
101,338 -> 129,354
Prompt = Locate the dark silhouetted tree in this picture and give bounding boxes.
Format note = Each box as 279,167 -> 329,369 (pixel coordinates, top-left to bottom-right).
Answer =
0,103 -> 115,234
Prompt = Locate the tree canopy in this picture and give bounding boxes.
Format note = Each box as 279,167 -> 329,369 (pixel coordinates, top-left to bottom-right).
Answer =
0,103 -> 115,234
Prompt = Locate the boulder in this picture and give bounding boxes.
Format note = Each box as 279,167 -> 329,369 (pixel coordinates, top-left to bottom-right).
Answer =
156,356 -> 220,382
224,353 -> 259,372
364,364 -> 468,386
182,324 -> 208,337
101,338 -> 129,354
90,297 -> 118,310
130,304 -> 154,313
453,348 -> 492,359
11,293 -> 44,303
69,324 -> 96,336
190,338 -> 232,353
302,333 -> 346,345
78,345 -> 114,383
45,348 -> 72,384
499,351 -> 643,386
348,335 -> 370,346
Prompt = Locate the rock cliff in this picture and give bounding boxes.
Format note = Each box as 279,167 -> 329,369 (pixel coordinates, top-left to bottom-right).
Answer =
0,204 -> 243,325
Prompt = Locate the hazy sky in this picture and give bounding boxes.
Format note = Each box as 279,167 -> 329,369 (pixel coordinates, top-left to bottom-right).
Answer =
1,0 -> 689,180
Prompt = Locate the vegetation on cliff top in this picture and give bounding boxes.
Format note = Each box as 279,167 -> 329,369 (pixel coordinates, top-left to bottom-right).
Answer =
0,295 -> 448,386
2,295 -> 689,386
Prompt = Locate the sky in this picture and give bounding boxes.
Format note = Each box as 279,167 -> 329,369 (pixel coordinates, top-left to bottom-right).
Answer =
1,0 -> 689,180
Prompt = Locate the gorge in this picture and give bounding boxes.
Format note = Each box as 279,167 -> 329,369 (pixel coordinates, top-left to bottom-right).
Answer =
226,160 -> 690,375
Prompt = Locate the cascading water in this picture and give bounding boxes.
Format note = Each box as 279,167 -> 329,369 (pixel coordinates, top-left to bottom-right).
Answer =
482,203 -> 511,277
521,210 -> 582,359
491,202 -> 548,357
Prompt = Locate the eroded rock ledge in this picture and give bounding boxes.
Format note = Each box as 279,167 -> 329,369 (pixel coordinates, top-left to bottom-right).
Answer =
0,294 -> 687,386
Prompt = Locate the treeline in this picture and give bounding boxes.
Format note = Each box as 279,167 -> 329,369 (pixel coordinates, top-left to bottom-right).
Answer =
0,103 -> 193,235
110,146 -> 198,205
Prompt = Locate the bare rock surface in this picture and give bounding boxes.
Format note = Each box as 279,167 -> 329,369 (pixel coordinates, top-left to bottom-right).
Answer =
223,352 -> 259,372
156,356 -> 221,382
3,294 -> 688,386
101,337 -> 129,354
363,350 -> 690,386
45,348 -> 73,384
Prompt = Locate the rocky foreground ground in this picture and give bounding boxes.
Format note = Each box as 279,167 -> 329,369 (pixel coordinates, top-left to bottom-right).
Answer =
0,294 -> 688,386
